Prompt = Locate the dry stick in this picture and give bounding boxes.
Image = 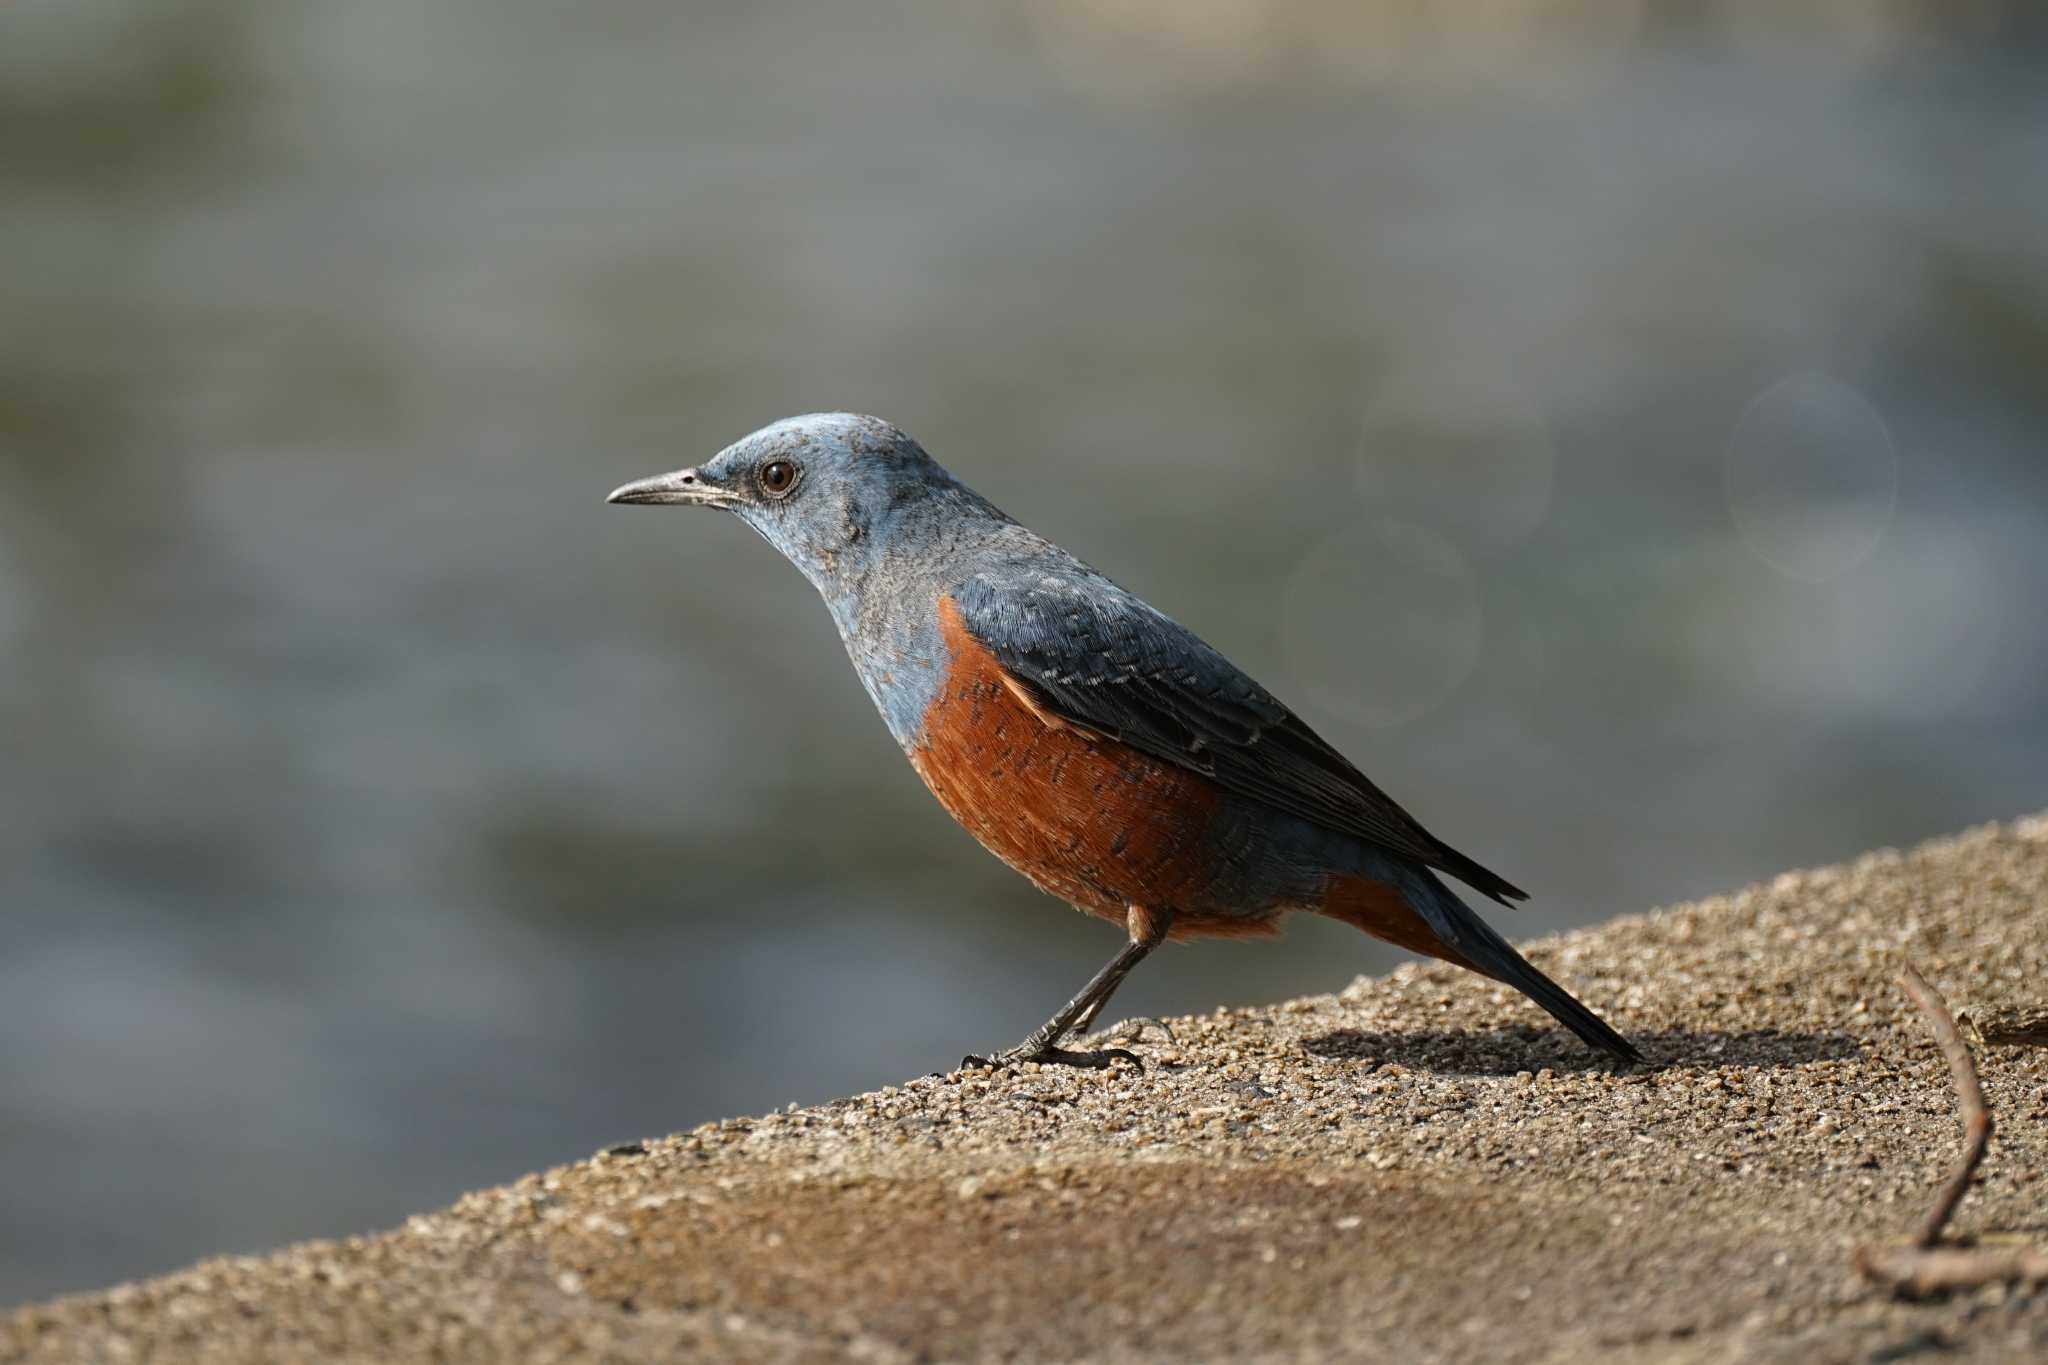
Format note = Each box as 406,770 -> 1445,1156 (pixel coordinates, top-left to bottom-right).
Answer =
1853,963 -> 2048,1296
1897,964 -> 1991,1250
1855,1244 -> 2048,1297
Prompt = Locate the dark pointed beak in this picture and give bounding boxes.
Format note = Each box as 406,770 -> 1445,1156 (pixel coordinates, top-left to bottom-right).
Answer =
604,467 -> 738,508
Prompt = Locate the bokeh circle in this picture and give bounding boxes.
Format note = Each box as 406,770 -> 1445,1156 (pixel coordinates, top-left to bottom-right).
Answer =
1725,371 -> 1898,583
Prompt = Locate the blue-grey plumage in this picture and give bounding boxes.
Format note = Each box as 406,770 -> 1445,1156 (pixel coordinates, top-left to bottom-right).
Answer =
608,413 -> 1641,1067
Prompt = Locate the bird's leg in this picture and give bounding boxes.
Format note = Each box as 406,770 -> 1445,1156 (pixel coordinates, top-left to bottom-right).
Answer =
1067,938 -> 1153,1036
963,906 -> 1171,1071
1068,991 -> 1115,1037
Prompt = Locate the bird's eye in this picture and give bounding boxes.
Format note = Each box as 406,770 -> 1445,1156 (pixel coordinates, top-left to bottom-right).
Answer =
759,459 -> 800,497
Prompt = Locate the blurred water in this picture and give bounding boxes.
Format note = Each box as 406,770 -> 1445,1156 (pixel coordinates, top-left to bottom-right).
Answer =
3,0 -> 2046,1305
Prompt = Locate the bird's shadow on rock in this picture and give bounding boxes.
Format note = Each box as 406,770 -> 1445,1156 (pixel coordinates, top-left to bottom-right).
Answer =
1299,1026 -> 1863,1076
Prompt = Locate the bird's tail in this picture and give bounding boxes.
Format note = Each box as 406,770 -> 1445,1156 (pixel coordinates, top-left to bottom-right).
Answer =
1324,864 -> 1643,1064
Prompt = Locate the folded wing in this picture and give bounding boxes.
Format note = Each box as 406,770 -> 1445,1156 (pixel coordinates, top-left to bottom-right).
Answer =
952,571 -> 1527,906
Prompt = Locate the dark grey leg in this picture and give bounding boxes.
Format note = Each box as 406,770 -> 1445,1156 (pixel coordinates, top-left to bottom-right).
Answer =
1068,988 -> 1118,1038
963,907 -> 1172,1072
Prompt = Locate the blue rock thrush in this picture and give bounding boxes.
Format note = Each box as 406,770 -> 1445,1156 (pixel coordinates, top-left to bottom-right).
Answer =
608,413 -> 1641,1069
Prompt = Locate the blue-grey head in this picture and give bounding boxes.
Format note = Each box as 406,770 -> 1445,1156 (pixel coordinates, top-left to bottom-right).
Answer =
610,412 -> 1007,744
607,413 -> 991,597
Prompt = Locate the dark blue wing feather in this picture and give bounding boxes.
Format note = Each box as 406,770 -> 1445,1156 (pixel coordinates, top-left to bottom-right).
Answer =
952,566 -> 1528,905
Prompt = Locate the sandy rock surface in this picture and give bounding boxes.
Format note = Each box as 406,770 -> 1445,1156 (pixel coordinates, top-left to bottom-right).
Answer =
8,818 -> 2048,1363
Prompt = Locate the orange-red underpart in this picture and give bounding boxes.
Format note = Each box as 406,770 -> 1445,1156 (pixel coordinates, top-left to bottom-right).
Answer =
1317,875 -> 1472,969
912,597 -> 1271,942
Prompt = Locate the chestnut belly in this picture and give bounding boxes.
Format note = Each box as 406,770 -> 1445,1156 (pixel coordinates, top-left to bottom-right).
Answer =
909,602 -> 1281,940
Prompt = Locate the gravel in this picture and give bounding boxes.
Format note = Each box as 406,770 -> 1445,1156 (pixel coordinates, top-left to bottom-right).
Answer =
9,817 -> 2048,1363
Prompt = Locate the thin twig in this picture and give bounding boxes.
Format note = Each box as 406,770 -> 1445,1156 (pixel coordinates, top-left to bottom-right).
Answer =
1896,964 -> 1991,1249
1855,1243 -> 2048,1297
1852,963 -> 2048,1296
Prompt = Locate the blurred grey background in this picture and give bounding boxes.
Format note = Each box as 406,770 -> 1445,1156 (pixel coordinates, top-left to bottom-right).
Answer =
4,0 -> 2046,1306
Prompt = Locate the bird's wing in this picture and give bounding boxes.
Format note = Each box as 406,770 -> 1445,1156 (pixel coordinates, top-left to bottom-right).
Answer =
951,570 -> 1527,905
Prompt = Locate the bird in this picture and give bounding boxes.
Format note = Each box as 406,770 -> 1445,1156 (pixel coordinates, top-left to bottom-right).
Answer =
608,413 -> 1641,1070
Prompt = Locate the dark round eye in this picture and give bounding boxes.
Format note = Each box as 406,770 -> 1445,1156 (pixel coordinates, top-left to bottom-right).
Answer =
759,459 -> 799,497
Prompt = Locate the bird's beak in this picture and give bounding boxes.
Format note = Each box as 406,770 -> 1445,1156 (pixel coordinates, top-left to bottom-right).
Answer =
604,467 -> 738,508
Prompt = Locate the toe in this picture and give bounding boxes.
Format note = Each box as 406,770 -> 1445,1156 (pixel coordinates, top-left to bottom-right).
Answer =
1037,1045 -> 1143,1071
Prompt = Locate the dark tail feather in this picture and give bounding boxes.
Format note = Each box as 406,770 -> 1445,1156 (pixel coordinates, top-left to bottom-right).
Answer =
1403,867 -> 1643,1064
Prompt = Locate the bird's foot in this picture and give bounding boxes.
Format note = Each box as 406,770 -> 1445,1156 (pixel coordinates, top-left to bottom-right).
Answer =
1092,1016 -> 1176,1047
959,1042 -> 1142,1072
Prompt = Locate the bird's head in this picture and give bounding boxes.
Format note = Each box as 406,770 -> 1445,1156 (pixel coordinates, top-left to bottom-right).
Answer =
607,413 -> 964,589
